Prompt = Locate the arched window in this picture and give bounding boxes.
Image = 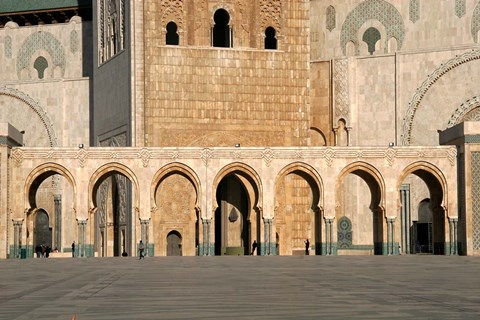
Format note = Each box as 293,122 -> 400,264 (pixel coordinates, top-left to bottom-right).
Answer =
264,26 -> 277,50
212,9 -> 232,48
34,56 -> 48,79
362,27 -> 381,55
166,21 -> 179,45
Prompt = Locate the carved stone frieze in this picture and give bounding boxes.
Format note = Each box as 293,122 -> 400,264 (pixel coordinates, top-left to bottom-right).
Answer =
447,96 -> 480,128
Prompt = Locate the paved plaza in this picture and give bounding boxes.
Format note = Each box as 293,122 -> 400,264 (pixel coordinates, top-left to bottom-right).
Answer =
0,255 -> 480,319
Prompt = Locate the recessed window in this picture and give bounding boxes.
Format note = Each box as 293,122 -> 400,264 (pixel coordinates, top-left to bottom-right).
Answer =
34,56 -> 48,79
265,26 -> 277,50
166,21 -> 179,45
212,9 -> 232,48
362,27 -> 381,55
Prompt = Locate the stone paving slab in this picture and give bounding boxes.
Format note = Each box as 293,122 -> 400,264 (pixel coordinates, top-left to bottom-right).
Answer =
0,256 -> 480,319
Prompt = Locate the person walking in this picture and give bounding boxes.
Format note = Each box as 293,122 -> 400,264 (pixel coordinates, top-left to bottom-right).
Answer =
71,241 -> 75,258
250,240 -> 258,255
139,240 -> 145,259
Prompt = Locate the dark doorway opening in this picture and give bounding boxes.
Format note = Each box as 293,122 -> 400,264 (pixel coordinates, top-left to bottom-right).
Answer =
167,230 -> 182,256
213,9 -> 231,48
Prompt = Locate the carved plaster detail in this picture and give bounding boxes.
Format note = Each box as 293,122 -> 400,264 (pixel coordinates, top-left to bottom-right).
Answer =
447,96 -> 480,128
160,0 -> 184,30
402,49 -> 480,145
333,59 -> 349,119
259,0 -> 282,32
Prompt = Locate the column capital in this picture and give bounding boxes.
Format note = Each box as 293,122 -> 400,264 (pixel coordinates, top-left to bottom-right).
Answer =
12,218 -> 24,226
448,216 -> 459,222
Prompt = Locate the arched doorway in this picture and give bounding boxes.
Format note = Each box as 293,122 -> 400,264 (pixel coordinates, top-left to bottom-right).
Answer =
94,173 -> 132,257
34,209 -> 52,250
24,164 -> 76,258
151,164 -> 200,256
213,164 -> 262,256
90,163 -> 139,258
336,163 -> 385,255
399,164 -> 447,255
167,230 -> 182,256
215,175 -> 250,255
274,164 -> 323,255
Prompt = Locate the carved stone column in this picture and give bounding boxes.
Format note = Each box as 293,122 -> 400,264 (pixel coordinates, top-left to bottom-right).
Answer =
386,217 -> 396,255
77,219 -> 87,258
140,219 -> 150,257
54,195 -> 62,251
324,218 -> 334,255
449,217 -> 458,255
12,219 -> 23,258
202,218 -> 211,256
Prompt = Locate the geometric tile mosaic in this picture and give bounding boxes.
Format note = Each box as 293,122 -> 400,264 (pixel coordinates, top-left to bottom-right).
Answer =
341,0 -> 405,55
326,5 -> 336,32
455,0 -> 466,18
16,31 -> 65,79
409,0 -> 420,23
472,152 -> 480,249
4,35 -> 12,58
337,216 -> 353,248
473,2 -> 480,43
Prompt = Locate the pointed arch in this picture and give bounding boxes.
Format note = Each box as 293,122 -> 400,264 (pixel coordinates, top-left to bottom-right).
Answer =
150,162 -> 202,212
212,162 -> 263,212
88,162 -> 140,211
24,162 -> 76,210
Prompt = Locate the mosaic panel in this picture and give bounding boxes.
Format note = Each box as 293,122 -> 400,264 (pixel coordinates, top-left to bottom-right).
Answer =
455,0 -> 466,18
472,2 -> 480,43
472,152 -> 480,249
340,0 -> 405,55
337,216 -> 352,248
409,0 -> 419,23
16,31 -> 65,79
70,30 -> 78,53
326,5 -> 336,32
4,35 -> 12,58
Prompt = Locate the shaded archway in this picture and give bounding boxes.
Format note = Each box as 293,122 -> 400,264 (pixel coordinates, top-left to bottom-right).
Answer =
212,163 -> 262,255
151,163 -> 201,256
89,163 -> 139,258
24,163 -> 76,257
274,162 -> 323,255
34,209 -> 51,253
336,162 -> 386,255
398,162 -> 448,255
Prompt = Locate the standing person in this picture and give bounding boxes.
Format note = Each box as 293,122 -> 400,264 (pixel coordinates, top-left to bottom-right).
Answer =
305,239 -> 310,255
250,240 -> 258,255
71,241 -> 75,258
35,245 -> 42,258
138,240 -> 145,259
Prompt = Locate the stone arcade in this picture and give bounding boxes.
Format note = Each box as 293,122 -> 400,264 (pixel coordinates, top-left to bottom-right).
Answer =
1,0 -> 480,259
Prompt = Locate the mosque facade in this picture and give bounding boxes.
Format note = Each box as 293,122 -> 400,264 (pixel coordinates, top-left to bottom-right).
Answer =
1,0 -> 480,259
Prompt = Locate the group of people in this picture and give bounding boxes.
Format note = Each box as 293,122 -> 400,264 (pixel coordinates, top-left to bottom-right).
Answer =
35,244 -> 56,258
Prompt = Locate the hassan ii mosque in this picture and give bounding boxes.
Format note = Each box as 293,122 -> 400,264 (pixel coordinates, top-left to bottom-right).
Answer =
1,0 -> 480,259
